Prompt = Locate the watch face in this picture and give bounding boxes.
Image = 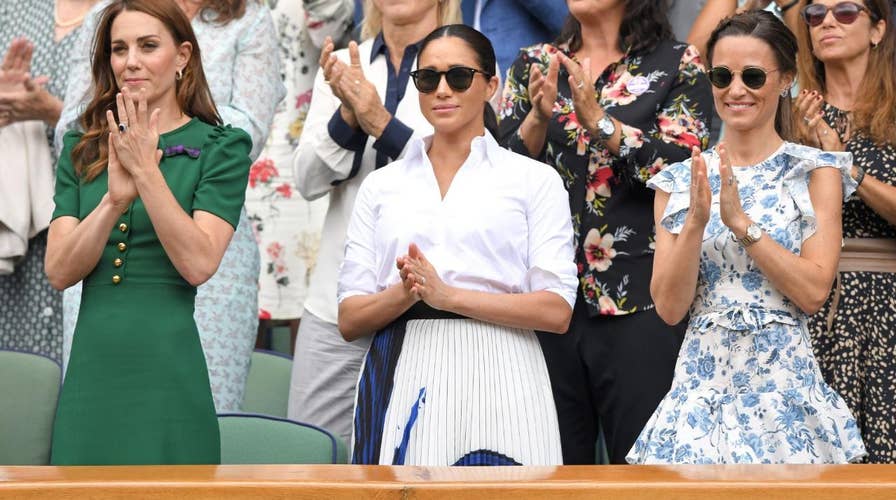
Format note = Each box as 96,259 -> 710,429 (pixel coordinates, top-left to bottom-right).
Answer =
598,116 -> 615,137
747,223 -> 762,240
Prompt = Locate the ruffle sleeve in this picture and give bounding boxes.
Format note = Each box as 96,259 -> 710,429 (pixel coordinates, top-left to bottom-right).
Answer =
780,144 -> 855,243
646,160 -> 693,234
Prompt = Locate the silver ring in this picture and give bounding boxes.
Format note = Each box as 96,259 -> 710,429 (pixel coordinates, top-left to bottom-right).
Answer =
419,276 -> 427,285
354,79 -> 360,85
576,81 -> 584,89
803,116 -> 811,125
726,176 -> 735,186
118,123 -> 128,133
821,129 -> 828,136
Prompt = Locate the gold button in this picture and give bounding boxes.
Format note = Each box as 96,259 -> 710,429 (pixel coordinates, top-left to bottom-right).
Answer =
119,223 -> 128,232
114,258 -> 123,267
112,275 -> 121,284
118,242 -> 127,252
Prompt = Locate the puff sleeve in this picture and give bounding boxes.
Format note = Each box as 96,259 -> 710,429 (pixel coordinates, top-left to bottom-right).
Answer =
192,126 -> 253,229
51,130 -> 85,221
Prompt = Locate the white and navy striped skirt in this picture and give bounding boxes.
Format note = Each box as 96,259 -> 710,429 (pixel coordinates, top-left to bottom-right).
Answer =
351,305 -> 562,465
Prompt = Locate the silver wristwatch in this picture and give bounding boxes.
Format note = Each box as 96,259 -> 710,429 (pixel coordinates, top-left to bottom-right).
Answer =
731,222 -> 762,247
595,114 -> 616,142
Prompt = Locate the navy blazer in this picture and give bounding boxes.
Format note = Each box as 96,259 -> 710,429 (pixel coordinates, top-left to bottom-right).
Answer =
462,0 -> 569,81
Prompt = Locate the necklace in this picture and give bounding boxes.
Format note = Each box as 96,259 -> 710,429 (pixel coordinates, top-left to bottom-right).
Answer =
54,1 -> 88,28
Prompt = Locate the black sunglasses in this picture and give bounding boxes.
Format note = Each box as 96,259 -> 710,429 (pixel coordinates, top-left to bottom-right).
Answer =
801,2 -> 874,27
707,66 -> 779,90
409,66 -> 491,93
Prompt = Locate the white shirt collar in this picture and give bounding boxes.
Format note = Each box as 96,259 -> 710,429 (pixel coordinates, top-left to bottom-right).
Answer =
406,130 -> 501,170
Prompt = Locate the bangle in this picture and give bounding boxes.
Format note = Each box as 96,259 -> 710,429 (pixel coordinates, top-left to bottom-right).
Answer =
777,0 -> 799,13
853,165 -> 866,187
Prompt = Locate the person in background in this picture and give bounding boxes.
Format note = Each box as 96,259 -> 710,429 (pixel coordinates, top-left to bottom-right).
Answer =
688,0 -> 803,58
0,0 -> 100,362
795,0 -> 896,463
628,10 -> 865,464
56,0 -> 284,412
339,24 -> 576,465
47,0 -> 251,464
460,0 -> 568,80
245,0 -> 354,353
289,0 -> 460,446
498,0 -> 712,464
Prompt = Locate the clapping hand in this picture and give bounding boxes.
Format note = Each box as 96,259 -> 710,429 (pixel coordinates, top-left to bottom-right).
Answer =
320,38 -> 390,136
688,146 -> 712,229
528,52 -> 559,123
0,37 -> 59,126
716,143 -> 751,236
106,87 -> 163,179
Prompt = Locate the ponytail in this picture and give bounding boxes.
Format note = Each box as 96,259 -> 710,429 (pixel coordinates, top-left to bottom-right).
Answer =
484,102 -> 499,137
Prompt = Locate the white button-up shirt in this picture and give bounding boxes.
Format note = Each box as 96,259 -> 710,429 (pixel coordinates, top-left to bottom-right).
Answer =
338,132 -> 578,309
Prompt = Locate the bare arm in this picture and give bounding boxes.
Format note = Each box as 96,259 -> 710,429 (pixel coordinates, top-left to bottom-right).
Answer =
338,282 -> 418,341
687,0 -> 739,58
651,149 -> 711,325
45,197 -> 127,290
851,171 -> 896,227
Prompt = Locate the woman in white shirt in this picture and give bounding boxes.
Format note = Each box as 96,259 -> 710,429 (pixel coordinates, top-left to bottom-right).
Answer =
338,24 -> 577,466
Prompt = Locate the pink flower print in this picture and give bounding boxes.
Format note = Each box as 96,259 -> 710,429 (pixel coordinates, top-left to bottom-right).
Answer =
598,295 -> 620,315
646,158 -> 666,178
602,71 -> 639,106
584,228 -> 617,272
249,158 -> 278,188
275,183 -> 293,199
657,114 -> 702,149
266,241 -> 283,260
586,159 -> 614,200
295,90 -> 312,110
558,110 -> 588,155
680,45 -> 705,70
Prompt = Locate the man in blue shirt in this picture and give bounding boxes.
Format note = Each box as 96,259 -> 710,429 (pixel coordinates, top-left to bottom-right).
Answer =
461,0 -> 568,80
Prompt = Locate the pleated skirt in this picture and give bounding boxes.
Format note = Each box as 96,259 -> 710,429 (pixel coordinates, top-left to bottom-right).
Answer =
352,307 -> 562,466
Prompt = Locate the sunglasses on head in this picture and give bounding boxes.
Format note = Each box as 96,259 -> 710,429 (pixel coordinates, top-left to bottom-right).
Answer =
801,2 -> 874,27
409,66 -> 491,93
707,66 -> 779,90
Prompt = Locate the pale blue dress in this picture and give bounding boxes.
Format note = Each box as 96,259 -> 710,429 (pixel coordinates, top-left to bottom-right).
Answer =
55,1 -> 286,411
627,143 -> 867,464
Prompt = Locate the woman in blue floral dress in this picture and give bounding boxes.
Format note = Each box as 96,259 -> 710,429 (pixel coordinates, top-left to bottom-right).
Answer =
628,11 -> 866,464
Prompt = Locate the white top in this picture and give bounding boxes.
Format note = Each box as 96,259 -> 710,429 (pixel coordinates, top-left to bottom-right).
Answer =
338,132 -> 578,309
294,37 -> 433,324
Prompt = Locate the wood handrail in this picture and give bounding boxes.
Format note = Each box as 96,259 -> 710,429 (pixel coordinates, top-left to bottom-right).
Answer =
2,464 -> 895,499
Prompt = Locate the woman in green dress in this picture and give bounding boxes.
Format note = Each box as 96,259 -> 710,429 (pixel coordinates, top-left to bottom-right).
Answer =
45,0 -> 251,465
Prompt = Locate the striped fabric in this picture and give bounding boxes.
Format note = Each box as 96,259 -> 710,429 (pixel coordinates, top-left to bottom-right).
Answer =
352,315 -> 562,465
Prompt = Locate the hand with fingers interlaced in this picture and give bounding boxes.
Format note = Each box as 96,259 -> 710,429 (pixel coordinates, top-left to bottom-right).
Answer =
105,87 -> 164,181
794,89 -> 845,151
397,243 -> 453,310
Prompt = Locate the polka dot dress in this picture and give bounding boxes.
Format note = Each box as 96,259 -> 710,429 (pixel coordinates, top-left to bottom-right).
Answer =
808,103 -> 896,463
0,0 -> 84,362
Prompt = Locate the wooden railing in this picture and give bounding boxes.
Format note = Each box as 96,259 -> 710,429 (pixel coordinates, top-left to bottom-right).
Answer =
2,464 -> 895,499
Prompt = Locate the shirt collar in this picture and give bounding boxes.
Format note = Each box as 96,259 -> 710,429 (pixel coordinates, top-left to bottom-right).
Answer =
406,130 -> 501,169
370,32 -> 424,64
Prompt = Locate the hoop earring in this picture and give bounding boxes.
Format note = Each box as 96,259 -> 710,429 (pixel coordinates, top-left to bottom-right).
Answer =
176,69 -> 183,80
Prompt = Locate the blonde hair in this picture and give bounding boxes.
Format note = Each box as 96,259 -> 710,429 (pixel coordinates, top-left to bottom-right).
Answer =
360,0 -> 461,40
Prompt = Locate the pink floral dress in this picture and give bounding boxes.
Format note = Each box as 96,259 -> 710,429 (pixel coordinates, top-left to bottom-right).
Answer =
498,40 -> 713,317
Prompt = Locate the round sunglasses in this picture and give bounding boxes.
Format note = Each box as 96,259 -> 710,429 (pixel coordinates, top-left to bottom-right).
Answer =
707,66 -> 779,90
801,2 -> 875,27
409,66 -> 491,93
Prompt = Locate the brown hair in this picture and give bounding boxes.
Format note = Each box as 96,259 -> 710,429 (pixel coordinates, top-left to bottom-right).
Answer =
707,10 -> 798,141
796,0 -> 896,145
72,0 -> 220,181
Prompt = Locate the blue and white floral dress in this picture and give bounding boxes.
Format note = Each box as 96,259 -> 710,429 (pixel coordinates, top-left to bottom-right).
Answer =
627,143 -> 867,464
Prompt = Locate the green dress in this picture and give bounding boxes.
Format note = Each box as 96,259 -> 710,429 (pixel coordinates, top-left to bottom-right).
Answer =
49,119 -> 252,465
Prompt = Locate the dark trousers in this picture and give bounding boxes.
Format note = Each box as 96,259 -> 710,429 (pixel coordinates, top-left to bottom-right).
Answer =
538,296 -> 686,464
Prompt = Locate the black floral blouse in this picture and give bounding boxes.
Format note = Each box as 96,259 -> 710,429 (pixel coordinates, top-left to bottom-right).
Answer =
498,40 -> 713,317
